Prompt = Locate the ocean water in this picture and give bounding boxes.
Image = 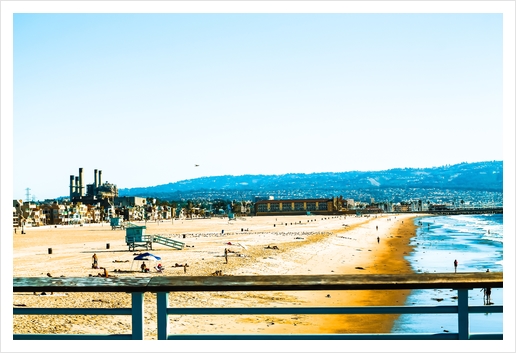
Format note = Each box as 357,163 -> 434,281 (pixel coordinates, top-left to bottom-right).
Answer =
392,214 -> 503,334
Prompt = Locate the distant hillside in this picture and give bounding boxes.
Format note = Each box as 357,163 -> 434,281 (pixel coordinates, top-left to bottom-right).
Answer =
119,161 -> 502,202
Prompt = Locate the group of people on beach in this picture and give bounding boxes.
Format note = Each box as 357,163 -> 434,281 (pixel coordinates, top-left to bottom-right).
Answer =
453,259 -> 492,305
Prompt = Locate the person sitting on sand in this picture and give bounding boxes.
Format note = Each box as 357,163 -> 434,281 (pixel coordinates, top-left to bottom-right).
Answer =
141,262 -> 149,272
156,263 -> 164,273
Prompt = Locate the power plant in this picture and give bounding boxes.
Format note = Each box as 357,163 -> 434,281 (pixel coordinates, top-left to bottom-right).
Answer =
69,168 -> 118,204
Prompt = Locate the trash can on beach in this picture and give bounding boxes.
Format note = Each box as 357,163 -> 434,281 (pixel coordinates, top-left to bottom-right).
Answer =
48,248 -> 52,254
106,243 -> 110,249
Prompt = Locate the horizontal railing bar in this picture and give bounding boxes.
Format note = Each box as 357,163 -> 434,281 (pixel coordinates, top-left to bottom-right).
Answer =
469,306 -> 504,314
13,334 -> 133,340
13,272 -> 503,293
13,306 -> 502,321
12,333 -> 504,341
164,333 -> 464,340
13,308 -> 132,315
469,333 -> 504,340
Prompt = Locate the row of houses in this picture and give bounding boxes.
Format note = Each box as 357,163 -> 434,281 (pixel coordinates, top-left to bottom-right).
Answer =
13,200 -> 105,227
13,194 -> 431,228
12,196 -> 173,228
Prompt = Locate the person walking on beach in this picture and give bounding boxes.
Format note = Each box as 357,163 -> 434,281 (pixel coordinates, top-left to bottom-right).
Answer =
483,269 -> 492,305
453,259 -> 458,273
184,263 -> 188,274
377,236 -> 380,244
92,253 -> 98,269
224,248 -> 228,264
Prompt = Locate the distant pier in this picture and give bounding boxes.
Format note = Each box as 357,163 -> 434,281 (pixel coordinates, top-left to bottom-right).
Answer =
424,207 -> 503,215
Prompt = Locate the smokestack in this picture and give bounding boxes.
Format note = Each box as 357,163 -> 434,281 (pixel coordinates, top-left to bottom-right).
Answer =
94,169 -> 98,195
98,170 -> 102,186
79,168 -> 84,197
70,175 -> 75,199
75,176 -> 79,196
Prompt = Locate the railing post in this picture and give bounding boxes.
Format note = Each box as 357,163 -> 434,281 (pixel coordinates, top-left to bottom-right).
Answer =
457,288 -> 470,340
131,292 -> 145,340
157,292 -> 169,340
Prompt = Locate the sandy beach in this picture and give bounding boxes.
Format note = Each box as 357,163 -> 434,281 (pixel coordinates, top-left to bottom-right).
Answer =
13,213 -> 418,339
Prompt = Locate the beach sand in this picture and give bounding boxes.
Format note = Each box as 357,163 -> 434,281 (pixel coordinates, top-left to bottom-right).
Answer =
13,213 -> 418,339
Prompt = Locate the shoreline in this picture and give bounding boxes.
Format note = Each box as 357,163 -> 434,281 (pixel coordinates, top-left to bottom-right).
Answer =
266,214 -> 417,334
13,214 -> 419,337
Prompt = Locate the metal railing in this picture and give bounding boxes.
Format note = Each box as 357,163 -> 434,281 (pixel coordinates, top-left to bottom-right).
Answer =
13,272 -> 503,340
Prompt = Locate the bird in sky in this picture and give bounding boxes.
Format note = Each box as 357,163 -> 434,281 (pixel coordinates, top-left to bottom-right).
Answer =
195,164 -> 199,167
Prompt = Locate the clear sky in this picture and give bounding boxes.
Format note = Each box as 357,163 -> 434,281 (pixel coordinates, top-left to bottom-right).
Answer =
6,6 -> 509,201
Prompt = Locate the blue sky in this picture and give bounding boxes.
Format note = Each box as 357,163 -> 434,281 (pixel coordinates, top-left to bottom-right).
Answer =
7,10 -> 508,201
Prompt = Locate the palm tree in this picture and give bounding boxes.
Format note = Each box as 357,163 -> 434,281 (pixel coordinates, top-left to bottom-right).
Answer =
185,200 -> 194,219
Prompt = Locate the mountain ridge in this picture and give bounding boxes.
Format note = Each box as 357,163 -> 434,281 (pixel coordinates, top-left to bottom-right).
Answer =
119,161 -> 502,202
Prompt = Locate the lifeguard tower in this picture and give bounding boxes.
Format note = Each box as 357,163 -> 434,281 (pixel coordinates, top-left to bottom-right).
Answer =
110,217 -> 125,230
125,223 -> 152,251
124,223 -> 186,251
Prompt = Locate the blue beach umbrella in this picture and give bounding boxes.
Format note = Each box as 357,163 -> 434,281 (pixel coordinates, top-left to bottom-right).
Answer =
133,252 -> 161,261
132,252 -> 162,271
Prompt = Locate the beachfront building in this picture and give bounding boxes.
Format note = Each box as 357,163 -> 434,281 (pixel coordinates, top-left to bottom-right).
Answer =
47,202 -> 90,225
29,205 -> 45,226
85,204 -> 102,223
392,203 -> 411,213
125,206 -> 145,222
115,196 -> 147,208
13,207 -> 19,227
13,201 -> 47,227
53,203 -> 67,224
392,201 -> 422,213
39,202 -> 61,225
254,198 -> 337,216
13,200 -> 22,227
158,205 -> 172,220
40,202 -> 93,225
